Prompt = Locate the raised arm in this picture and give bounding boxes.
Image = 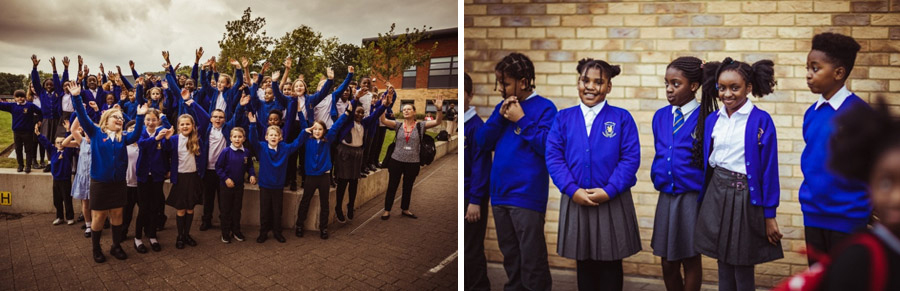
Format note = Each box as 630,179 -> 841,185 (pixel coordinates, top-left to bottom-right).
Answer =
31,55 -> 45,96
425,95 -> 444,129
247,112 -> 260,154
124,104 -> 147,145
67,83 -> 99,138
325,112 -> 349,142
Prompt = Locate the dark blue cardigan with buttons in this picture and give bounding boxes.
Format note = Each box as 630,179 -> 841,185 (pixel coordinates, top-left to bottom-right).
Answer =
651,105 -> 704,195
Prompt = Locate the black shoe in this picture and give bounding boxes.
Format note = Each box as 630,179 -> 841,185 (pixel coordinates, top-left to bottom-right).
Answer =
359,172 -> 368,178
381,213 -> 390,220
84,229 -> 91,238
17,166 -> 23,173
233,231 -> 246,242
175,236 -> 185,249
347,209 -> 354,221
43,166 -> 51,173
221,234 -> 231,244
150,240 -> 161,252
24,167 -> 30,173
77,214 -> 84,222
367,164 -> 377,172
273,233 -> 286,243
33,163 -> 43,169
290,181 -> 297,191
295,227 -> 304,238
199,221 -> 211,231
256,234 -> 267,243
92,248 -> 106,263
183,235 -> 197,247
110,245 -> 127,260
133,240 -> 148,253
320,229 -> 328,240
401,211 -> 418,219
335,210 -> 346,223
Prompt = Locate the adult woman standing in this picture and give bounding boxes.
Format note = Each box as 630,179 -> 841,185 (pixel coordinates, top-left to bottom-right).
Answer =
68,82 -> 148,263
379,94 -> 443,220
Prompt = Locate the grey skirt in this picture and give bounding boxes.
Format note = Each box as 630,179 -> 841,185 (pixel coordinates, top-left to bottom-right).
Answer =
335,143 -> 364,180
90,180 -> 127,210
557,189 -> 642,261
651,191 -> 700,261
694,167 -> 783,266
166,172 -> 202,210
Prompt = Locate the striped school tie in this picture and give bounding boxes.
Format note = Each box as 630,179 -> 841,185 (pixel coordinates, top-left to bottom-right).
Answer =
673,107 -> 684,134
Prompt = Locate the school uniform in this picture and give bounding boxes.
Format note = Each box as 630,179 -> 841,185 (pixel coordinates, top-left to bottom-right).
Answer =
248,120 -> 307,237
0,101 -> 42,169
198,100 -> 243,228
275,79 -> 333,189
799,86 -> 871,264
694,99 -> 783,291
474,92 -> 556,291
164,103 -> 210,211
367,91 -> 396,168
37,134 -> 76,221
121,143 -> 139,238
650,100 -> 704,261
333,99 -> 389,220
136,126 -> 170,242
199,69 -> 243,121
546,100 -> 642,290
215,145 -> 256,238
463,106 -> 492,291
31,68 -> 62,142
295,114 -> 349,234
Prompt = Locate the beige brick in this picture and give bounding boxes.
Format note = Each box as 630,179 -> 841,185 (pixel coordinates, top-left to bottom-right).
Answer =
658,15 -> 690,26
656,40 -> 691,51
624,40 -> 655,51
760,39 -> 795,51
872,14 -> 900,26
777,1 -> 814,12
466,28 -> 487,39
546,3 -> 576,14
778,27 -> 813,39
674,27 -> 705,38
708,27 -> 742,39
641,51 -> 672,63
592,15 -> 624,26
891,80 -> 900,92
724,14 -> 759,26
795,13 -> 832,25
868,40 -> 900,52
546,27 -> 575,39
778,52 -> 809,65
853,1 -> 890,12
561,39 -> 592,51
870,67 -> 900,79
761,14 -> 795,26
487,28 -> 516,38
891,54 -> 900,66
473,16 -> 501,27
561,15 -> 592,27
502,39 -> 530,50
576,27 -> 607,38
692,15 -> 724,26
707,1 -> 742,13
641,3 -> 673,14
531,39 -> 559,50
609,27 -> 640,39
853,27 -> 890,39
465,5 -> 487,15
608,2 -> 640,14
852,79 -> 889,91
673,3 -> 703,13
743,27 -> 778,38
531,15 -> 560,27
501,16 -> 531,27
624,15 -> 658,27
640,27 -> 673,39
592,39 -> 623,51
814,1 -> 850,12
857,53 -> 890,66
546,74 -> 572,85
578,3 -> 608,14
744,1 -> 778,13
517,28 -> 545,38
833,14 -> 871,26
726,39 -> 760,51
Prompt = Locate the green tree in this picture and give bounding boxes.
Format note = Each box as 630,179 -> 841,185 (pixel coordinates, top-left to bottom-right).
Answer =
356,23 -> 437,84
0,73 -> 27,95
217,7 -> 274,73
267,25 -> 325,84
323,42 -> 360,84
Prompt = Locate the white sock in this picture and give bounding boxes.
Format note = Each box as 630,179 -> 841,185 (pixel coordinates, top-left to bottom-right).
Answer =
85,221 -> 91,227
134,238 -> 144,246
149,238 -> 158,244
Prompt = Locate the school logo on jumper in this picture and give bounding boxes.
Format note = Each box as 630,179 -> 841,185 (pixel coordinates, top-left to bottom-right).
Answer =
514,126 -> 521,135
758,128 -> 764,145
602,122 -> 616,138
23,108 -> 27,114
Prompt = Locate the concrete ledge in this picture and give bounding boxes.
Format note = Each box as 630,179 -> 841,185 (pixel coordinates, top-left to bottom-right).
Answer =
0,135 -> 458,232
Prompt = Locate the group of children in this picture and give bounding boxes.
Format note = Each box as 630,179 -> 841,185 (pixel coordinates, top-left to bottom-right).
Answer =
1,48 -> 429,264
464,32 -> 898,291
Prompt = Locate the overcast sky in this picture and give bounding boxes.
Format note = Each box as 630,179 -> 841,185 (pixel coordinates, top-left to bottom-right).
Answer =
0,0 -> 457,74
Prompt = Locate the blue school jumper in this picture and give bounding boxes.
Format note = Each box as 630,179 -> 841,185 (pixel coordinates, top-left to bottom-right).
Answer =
37,135 -> 76,180
546,102 -> 640,199
31,68 -> 62,119
465,109 -> 492,205
165,65 -> 211,118
701,106 -> 780,218
248,123 -> 306,189
215,146 -> 256,185
200,69 -> 243,121
136,127 -> 171,183
329,73 -> 354,121
475,94 -> 557,213
302,114 -> 349,176
799,94 -> 871,233
651,105 -> 704,194
163,102 -> 211,185
72,94 -> 145,183
0,101 -> 42,131
249,73 -> 288,124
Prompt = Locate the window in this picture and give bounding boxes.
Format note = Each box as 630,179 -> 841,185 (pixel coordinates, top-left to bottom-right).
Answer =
428,56 -> 457,88
402,66 -> 416,89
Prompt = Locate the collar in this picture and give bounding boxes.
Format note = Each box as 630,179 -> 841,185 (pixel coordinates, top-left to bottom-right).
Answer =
523,91 -> 538,101
16,101 -> 25,105
873,224 -> 900,255
717,98 -> 754,118
464,107 -> 478,123
267,143 -> 278,150
671,99 -> 700,116
579,100 -> 606,116
230,145 -> 243,151
815,85 -> 851,110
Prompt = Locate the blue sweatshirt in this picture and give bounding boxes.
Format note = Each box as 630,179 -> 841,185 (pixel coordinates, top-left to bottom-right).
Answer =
337,99 -> 389,144
37,134 -> 75,180
215,145 -> 256,185
248,122 -> 306,189
800,94 -> 871,233
164,102 -> 211,185
546,103 -> 640,199
72,93 -> 145,183
202,69 -> 243,121
464,111 -> 491,205
250,73 -> 288,123
651,105 -> 704,195
701,106 -> 780,218
475,94 -> 557,213
136,127 -> 171,183
0,101 -> 42,131
329,73 -> 354,120
31,67 -> 62,119
302,114 -> 349,176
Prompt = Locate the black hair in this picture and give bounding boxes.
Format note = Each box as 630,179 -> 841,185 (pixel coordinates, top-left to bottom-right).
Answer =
494,52 -> 536,95
829,97 -> 900,182
125,120 -> 136,130
464,72 -> 472,96
575,58 -> 621,81
667,56 -> 703,87
268,109 -> 283,120
663,56 -> 705,168
14,89 -> 26,98
811,32 -> 861,79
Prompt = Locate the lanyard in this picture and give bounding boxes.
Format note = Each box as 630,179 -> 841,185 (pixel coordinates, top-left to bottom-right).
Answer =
404,123 -> 414,143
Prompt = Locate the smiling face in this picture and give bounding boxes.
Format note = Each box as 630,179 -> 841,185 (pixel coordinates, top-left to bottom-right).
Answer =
717,70 -> 751,116
177,75 -> 187,87
872,147 -> 900,234
806,49 -> 844,99
105,94 -> 115,105
106,112 -> 124,132
230,130 -> 245,147
87,76 -> 98,89
665,67 -> 698,106
577,67 -> 611,107
217,76 -> 229,91
268,112 -> 281,127
360,78 -> 371,90
150,88 -> 162,101
354,106 -> 365,122
210,110 -> 225,128
264,88 -> 274,102
178,116 -> 194,135
54,137 -> 65,150
144,111 -> 160,131
184,79 -> 196,92
311,122 -> 326,139
43,79 -> 54,93
282,82 -> 293,96
62,81 -> 71,94
293,80 -> 306,96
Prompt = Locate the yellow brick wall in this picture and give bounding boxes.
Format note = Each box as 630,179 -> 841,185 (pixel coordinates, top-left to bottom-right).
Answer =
464,0 -> 900,287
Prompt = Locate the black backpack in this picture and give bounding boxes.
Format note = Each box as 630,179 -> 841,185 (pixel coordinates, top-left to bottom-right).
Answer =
436,130 -> 450,141
384,122 -> 437,167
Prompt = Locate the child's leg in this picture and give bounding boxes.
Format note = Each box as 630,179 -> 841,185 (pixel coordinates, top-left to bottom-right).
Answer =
593,260 -> 624,290
35,136 -> 44,164
717,261 -> 736,291
463,201 -> 491,291
63,180 -> 74,220
233,184 -> 244,234
271,189 -> 283,235
682,255 -> 702,291
53,180 -> 64,219
576,260 -> 602,290
122,187 -> 137,235
201,170 -> 219,226
317,175 -> 330,230
732,264 -> 755,291
347,179 -> 358,210
13,131 -> 24,168
259,188 -> 272,235
24,132 -> 36,169
335,178 -> 348,214
507,207 -> 551,291
491,206 -> 524,290
219,184 -> 233,236
661,259 -> 685,291
296,176 -> 318,228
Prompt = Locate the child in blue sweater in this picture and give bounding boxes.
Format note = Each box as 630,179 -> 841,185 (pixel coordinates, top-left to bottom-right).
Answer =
800,32 -> 871,265
463,73 -> 492,290
0,90 -> 43,173
474,52 -> 556,291
294,107 -> 350,240
215,127 -> 257,243
35,123 -> 76,225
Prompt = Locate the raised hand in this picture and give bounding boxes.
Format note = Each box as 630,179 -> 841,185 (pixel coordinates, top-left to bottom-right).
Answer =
67,82 -> 81,96
62,56 -> 70,68
88,101 -> 99,111
195,47 -> 204,63
247,112 -> 257,123
129,60 -> 135,70
50,57 -> 57,70
240,93 -> 250,106
77,55 -> 83,67
162,62 -> 170,72
185,99 -> 194,107
240,57 -> 249,69
62,119 -> 70,132
326,67 -> 334,80
348,65 -> 354,73
84,66 -> 90,77
181,89 -> 191,101
435,95 -> 444,107
271,70 -> 281,81
116,65 -> 123,77
162,51 -> 170,65
283,57 -> 292,69
161,80 -> 169,89
99,63 -> 104,75
229,58 -> 241,69
261,62 -> 271,74
31,54 -> 39,67
155,128 -> 168,140
173,63 -> 181,72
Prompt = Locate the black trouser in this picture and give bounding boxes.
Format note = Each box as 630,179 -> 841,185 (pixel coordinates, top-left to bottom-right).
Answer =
384,160 -> 420,211
335,178 -> 359,214
297,174 -> 330,230
122,186 -> 138,235
577,259 -> 623,291
369,126 -> 387,166
464,200 -> 491,291
259,187 -> 283,235
492,205 -> 551,291
219,183 -> 244,236
13,130 -> 36,168
202,169 -> 219,223
805,226 -> 852,265
286,125 -> 302,186
137,181 -> 164,239
52,179 -> 74,220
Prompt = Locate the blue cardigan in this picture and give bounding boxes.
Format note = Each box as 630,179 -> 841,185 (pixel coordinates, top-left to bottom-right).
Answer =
136,127 -> 171,183
302,114 -> 349,176
37,134 -> 75,181
465,114 -> 491,205
31,67 -> 62,119
651,105 -> 704,195
799,94 -> 871,233
701,106 -> 780,218
72,93 -> 145,183
546,103 -> 640,199
248,122 -> 306,189
475,95 -> 557,213
163,102 -> 211,185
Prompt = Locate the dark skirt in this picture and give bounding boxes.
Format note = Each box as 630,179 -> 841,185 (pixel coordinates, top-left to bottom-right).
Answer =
651,191 -> 700,261
694,167 -> 784,265
166,172 -> 203,209
90,179 -> 127,210
557,189 -> 642,261
335,143 -> 364,180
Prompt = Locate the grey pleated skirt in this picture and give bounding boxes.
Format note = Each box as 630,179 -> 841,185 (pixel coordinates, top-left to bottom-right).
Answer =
335,143 -> 364,180
557,189 -> 642,261
694,167 -> 783,266
651,191 -> 700,261
166,172 -> 202,209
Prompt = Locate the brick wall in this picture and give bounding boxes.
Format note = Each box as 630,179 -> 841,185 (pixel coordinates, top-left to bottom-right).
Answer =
464,0 -> 900,287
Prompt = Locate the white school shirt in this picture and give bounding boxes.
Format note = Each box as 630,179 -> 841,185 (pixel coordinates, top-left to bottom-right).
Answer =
32,96 -> 41,108
177,134 -> 197,173
215,92 -> 226,112
257,88 -> 266,102
336,98 -> 350,118
814,85 -> 851,111
207,126 -> 226,170
464,106 -> 477,123
358,90 -> 373,117
709,98 -> 754,174
295,95 -> 307,121
672,99 -> 700,121
314,97 -> 333,128
62,93 -> 74,113
126,143 -> 139,187
579,100 -> 606,137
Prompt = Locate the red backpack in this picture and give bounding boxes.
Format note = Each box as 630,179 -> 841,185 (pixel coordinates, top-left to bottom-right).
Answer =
773,232 -> 887,291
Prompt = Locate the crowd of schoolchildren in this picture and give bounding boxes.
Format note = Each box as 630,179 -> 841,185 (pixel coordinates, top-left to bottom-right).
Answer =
464,32 -> 900,291
1,48 -> 446,264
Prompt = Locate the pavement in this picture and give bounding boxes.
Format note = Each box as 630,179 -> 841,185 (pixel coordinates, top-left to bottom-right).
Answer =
0,152 -> 459,290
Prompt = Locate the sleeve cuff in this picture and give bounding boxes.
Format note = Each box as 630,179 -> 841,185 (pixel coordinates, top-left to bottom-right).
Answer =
514,112 -> 534,133
764,207 -> 776,218
562,184 -> 579,198
602,184 -> 619,199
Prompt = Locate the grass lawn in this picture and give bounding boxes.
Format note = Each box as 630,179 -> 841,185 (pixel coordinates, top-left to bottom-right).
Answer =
0,112 -> 17,168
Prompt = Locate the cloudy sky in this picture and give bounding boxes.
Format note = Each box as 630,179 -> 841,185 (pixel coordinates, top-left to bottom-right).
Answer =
0,0 -> 457,74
